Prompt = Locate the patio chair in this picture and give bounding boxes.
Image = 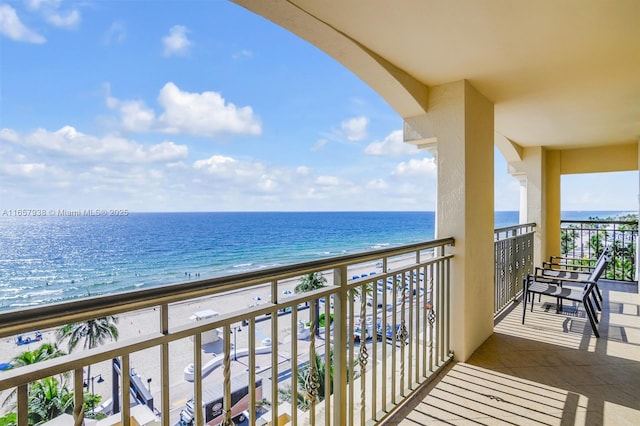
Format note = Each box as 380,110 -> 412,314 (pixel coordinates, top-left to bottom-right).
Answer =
538,246 -> 611,307
522,253 -> 610,337
534,266 -> 602,313
543,246 -> 611,276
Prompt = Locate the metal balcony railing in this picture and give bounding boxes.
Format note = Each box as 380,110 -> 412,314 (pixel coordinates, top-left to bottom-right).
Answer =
0,238 -> 454,426
560,219 -> 638,282
494,223 -> 536,315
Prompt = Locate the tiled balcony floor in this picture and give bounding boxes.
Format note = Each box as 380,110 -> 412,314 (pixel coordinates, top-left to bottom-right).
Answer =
384,280 -> 640,425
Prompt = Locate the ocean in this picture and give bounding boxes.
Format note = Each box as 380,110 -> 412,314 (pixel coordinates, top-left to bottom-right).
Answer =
0,210 -> 630,311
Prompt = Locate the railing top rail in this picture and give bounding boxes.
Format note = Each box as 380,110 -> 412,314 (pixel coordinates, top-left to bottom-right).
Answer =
0,237 -> 454,338
561,219 -> 638,226
494,222 -> 536,234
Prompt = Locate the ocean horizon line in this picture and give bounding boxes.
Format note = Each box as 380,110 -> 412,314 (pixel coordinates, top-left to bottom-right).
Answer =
25,209 -> 634,214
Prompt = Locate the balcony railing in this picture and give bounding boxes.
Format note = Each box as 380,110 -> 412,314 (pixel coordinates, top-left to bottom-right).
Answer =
0,238 -> 454,426
560,219 -> 638,281
493,223 -> 535,315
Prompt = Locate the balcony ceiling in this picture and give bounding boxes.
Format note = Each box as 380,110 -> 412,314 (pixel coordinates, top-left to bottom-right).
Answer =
234,0 -> 640,151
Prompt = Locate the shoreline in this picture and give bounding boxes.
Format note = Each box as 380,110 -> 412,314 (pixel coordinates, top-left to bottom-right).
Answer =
0,246 -> 411,314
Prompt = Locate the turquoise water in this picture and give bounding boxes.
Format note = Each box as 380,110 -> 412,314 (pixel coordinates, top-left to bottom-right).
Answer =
0,210 -> 627,311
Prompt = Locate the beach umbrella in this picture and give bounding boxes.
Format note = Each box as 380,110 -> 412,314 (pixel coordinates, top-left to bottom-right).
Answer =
282,289 -> 292,296
253,295 -> 262,301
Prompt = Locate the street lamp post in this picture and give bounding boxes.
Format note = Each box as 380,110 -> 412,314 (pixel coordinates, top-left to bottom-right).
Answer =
84,374 -> 105,415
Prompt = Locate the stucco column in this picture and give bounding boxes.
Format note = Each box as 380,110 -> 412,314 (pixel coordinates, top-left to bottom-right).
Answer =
506,167 -> 528,225
508,147 -> 549,267
428,80 -> 494,362
518,176 -> 527,225
545,150 -> 562,259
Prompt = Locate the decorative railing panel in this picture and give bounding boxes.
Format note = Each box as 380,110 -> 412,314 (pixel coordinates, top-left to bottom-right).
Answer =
494,223 -> 536,315
560,219 -> 638,282
0,238 -> 454,426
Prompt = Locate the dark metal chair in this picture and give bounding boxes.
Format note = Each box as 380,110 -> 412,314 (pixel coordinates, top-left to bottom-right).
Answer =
537,246 -> 611,309
522,254 -> 610,337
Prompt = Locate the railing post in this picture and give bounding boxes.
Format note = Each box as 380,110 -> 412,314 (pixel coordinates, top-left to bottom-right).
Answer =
160,304 -> 170,426
121,355 -> 131,426
194,333 -> 203,426
17,384 -> 27,426
74,368 -> 84,426
332,265 -> 348,426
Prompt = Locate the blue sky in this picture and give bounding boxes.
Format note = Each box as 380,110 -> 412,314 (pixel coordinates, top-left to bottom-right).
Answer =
1,1 -> 637,213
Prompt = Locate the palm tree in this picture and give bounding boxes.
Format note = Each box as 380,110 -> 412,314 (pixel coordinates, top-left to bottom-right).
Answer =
295,273 -> 327,337
56,316 -> 120,353
28,377 -> 74,425
278,347 -> 358,410
12,343 -> 65,367
1,343 -> 66,409
56,316 -> 119,405
0,412 -> 16,426
560,228 -> 577,254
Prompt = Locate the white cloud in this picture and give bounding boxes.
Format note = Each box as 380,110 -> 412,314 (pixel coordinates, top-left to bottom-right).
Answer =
193,155 -> 237,173
366,178 -> 388,190
0,125 -> 194,210
0,128 -> 20,143
257,175 -> 277,191
25,0 -> 60,11
192,155 -> 289,198
45,8 -> 79,29
107,82 -> 261,137
392,157 -> 437,177
158,82 -> 261,136
0,4 -> 45,43
232,49 -> 253,59
1,162 -> 49,177
162,25 -> 191,57
310,139 -> 327,151
315,176 -> 341,186
341,116 -> 368,141
119,100 -> 156,133
25,0 -> 80,30
0,127 -> 439,211
5,126 -> 188,164
364,130 -> 419,157
104,20 -> 126,45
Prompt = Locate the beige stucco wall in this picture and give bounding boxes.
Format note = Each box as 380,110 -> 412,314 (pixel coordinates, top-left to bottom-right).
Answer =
559,143 -> 638,175
430,80 -> 495,362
